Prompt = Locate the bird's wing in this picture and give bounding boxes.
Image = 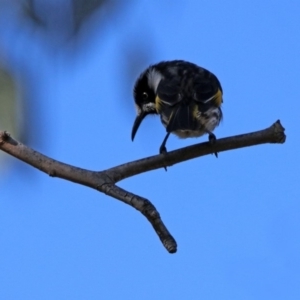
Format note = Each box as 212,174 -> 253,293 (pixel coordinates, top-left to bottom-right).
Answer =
193,77 -> 223,107
156,78 -> 181,107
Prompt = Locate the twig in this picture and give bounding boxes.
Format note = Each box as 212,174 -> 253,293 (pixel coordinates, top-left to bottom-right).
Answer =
0,120 -> 286,253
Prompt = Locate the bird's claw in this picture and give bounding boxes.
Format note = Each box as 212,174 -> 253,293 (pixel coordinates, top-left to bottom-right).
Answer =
159,146 -> 168,171
208,133 -> 216,144
159,145 -> 167,154
208,133 -> 218,158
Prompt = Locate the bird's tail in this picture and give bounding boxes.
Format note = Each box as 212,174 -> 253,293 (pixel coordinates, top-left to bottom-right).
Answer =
166,104 -> 197,133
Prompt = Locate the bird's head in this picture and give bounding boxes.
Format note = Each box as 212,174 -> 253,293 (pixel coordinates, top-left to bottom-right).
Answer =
131,66 -> 163,141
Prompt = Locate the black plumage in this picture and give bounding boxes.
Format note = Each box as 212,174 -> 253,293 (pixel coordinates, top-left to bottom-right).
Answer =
132,60 -> 223,154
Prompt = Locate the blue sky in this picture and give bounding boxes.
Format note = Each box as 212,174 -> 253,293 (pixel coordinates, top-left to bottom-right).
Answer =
0,1 -> 300,299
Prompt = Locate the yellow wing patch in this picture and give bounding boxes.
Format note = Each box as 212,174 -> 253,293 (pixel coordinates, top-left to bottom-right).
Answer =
155,95 -> 162,113
213,89 -> 223,107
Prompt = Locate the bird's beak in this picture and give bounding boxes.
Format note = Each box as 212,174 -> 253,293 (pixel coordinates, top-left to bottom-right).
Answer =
131,111 -> 147,141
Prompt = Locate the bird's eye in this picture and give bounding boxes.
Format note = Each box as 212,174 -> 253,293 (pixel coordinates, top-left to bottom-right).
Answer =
142,92 -> 148,100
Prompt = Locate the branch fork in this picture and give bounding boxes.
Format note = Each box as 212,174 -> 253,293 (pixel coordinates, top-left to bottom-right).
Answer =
0,120 -> 286,253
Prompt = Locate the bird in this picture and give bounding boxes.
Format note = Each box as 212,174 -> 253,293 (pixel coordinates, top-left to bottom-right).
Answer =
131,60 -> 223,155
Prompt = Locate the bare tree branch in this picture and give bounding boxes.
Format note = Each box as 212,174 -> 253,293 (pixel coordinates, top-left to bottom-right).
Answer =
105,120 -> 286,182
0,120 -> 286,253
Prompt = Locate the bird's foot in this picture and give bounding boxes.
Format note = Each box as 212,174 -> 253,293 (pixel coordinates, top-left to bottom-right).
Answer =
208,133 -> 216,144
208,133 -> 218,158
159,145 -> 167,154
159,146 -> 168,171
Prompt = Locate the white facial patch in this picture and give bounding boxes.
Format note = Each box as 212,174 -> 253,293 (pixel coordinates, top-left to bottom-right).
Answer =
142,102 -> 156,112
134,102 -> 156,115
147,68 -> 163,93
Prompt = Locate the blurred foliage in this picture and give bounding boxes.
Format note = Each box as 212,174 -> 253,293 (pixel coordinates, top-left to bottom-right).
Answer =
21,0 -> 123,38
22,0 -> 45,27
0,0 -> 154,167
72,0 -> 109,34
0,68 -> 19,137
0,66 -> 21,164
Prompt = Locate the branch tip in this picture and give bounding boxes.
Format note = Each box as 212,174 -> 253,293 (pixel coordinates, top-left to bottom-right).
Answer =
0,131 -> 10,145
272,120 -> 286,143
163,238 -> 177,254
